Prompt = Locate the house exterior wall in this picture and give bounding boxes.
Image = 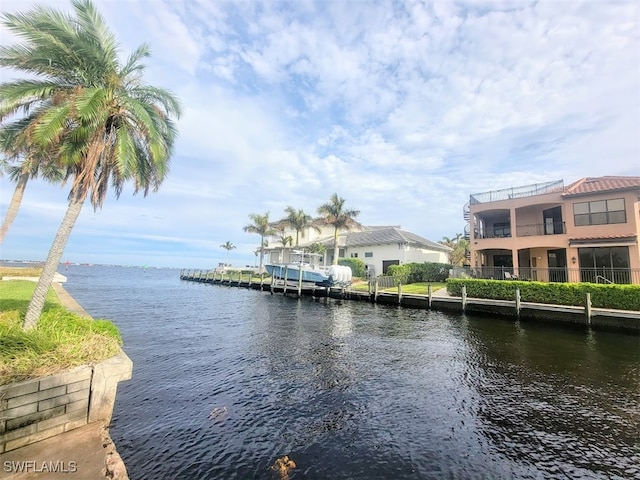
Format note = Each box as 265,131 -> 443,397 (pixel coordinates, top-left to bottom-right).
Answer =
468,183 -> 640,283
346,244 -> 449,276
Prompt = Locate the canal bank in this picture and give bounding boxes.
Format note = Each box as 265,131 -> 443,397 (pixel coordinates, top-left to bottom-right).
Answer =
0,280 -> 130,479
179,270 -> 640,334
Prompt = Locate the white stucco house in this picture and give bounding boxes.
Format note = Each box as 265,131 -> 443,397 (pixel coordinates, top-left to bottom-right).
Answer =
265,224 -> 451,277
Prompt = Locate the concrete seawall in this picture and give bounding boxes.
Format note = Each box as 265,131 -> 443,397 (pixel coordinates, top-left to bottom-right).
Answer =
0,278 -> 131,479
180,273 -> 640,334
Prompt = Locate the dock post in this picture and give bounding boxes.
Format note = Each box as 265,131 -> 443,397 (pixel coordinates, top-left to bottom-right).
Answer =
374,278 -> 379,303
398,283 -> 402,305
283,267 -> 288,295
515,288 -> 521,316
297,267 -> 303,298
428,284 -> 432,308
586,293 -> 592,325
461,285 -> 467,311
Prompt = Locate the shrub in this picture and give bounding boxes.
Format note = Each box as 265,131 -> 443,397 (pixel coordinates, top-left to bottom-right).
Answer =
446,278 -> 640,311
388,262 -> 452,283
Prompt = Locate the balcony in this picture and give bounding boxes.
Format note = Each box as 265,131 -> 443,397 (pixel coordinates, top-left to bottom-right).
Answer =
475,222 -> 566,239
515,222 -> 566,237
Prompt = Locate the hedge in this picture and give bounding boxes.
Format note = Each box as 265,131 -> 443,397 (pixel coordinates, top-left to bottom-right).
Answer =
387,262 -> 452,283
446,278 -> 640,311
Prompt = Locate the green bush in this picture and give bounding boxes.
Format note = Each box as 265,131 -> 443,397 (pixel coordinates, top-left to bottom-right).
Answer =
387,264 -> 411,283
446,278 -> 640,311
388,262 -> 452,283
338,258 -> 366,278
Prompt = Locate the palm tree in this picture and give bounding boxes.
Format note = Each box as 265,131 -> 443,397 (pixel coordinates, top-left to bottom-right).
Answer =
440,234 -> 467,266
276,231 -> 293,248
316,193 -> 361,265
243,212 -> 274,273
0,144 -> 65,244
306,242 -> 326,256
220,241 -> 236,266
0,0 -> 181,330
279,206 -> 317,246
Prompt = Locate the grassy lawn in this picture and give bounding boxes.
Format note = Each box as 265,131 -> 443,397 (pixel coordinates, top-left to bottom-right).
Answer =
0,280 -> 122,386
351,281 -> 447,294
396,282 -> 447,294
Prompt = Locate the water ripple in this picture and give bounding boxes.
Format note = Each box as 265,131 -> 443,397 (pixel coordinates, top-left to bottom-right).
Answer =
61,266 -> 640,479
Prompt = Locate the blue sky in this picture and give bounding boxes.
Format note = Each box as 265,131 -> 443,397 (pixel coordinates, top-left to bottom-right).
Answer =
1,0 -> 639,268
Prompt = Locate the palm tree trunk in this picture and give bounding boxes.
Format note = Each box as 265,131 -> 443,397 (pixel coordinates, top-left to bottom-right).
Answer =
332,228 -> 339,265
0,171 -> 29,244
23,189 -> 85,330
258,235 -> 265,273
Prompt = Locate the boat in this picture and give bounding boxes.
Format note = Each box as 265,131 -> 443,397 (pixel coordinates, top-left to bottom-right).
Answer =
265,251 -> 352,287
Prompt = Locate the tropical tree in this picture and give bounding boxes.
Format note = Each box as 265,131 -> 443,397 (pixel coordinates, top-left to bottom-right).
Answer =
440,234 -> 468,267
243,212 -> 274,273
306,242 -> 326,255
276,230 -> 293,248
273,229 -> 292,263
315,193 -> 361,265
0,139 -> 65,244
278,206 -> 317,246
220,241 -> 236,266
0,0 -> 181,330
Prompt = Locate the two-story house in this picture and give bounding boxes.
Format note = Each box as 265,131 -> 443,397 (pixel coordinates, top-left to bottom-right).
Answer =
465,176 -> 640,284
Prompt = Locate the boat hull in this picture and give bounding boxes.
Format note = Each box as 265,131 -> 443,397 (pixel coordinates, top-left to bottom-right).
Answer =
265,264 -> 352,287
265,264 -> 329,285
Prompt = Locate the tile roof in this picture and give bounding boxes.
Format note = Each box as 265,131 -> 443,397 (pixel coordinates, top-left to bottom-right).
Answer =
562,176 -> 640,197
568,233 -> 637,242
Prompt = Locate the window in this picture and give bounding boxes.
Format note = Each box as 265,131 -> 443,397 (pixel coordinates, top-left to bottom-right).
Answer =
573,198 -> 626,226
350,253 -> 358,258
578,246 -> 631,283
365,252 -> 373,258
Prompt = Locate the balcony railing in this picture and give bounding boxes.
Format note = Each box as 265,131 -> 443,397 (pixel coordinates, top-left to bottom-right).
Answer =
476,231 -> 511,239
469,180 -> 564,205
515,222 -> 566,237
474,222 -> 566,239
451,266 -> 640,284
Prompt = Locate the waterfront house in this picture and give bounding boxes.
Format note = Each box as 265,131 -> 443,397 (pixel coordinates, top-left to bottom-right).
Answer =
266,225 -> 451,277
464,176 -> 640,284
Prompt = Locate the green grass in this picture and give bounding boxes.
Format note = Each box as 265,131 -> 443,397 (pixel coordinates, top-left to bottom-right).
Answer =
350,281 -> 447,293
395,282 -> 447,294
0,280 -> 122,385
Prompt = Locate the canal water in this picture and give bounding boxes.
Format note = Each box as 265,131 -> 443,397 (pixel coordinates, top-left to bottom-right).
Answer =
61,265 -> 639,479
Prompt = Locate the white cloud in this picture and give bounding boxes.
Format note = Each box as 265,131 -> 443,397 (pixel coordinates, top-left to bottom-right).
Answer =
1,0 -> 638,267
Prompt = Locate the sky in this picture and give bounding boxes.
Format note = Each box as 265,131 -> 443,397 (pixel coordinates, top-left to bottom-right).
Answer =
0,0 -> 639,269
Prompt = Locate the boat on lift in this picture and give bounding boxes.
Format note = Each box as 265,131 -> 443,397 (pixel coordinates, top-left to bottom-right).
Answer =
265,250 -> 352,287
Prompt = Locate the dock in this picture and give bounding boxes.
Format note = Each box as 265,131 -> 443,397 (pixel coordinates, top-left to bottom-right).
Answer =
179,270 -> 640,334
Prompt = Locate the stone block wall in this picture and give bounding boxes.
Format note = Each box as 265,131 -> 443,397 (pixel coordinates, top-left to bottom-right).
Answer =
0,350 -> 132,453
